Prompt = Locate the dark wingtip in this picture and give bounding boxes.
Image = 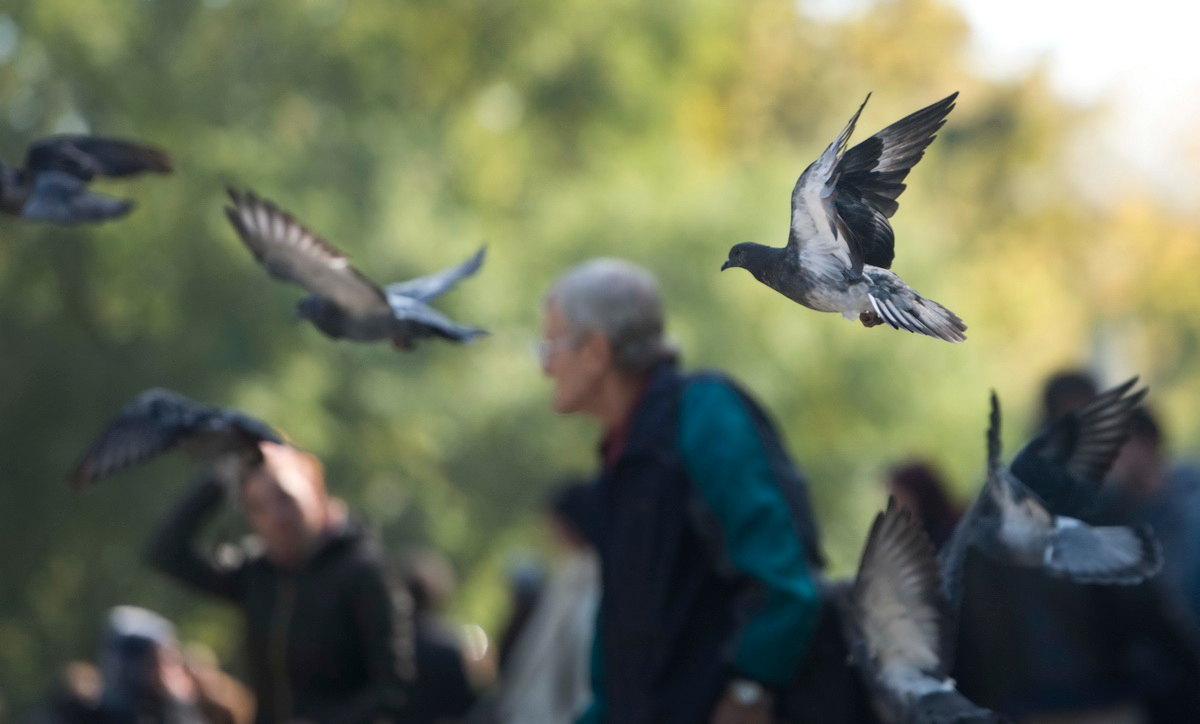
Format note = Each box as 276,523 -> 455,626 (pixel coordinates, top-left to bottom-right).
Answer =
987,391 -> 1002,476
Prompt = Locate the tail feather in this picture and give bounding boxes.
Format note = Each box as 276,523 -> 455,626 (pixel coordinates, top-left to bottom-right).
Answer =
913,690 -> 1010,724
865,269 -> 966,343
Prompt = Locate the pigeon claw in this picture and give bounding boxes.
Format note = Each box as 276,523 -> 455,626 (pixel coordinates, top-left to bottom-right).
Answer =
859,311 -> 884,328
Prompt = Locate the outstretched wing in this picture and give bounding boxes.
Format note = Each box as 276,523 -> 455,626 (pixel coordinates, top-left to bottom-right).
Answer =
852,498 -> 953,688
225,189 -> 390,316
1011,378 -> 1146,516
70,388 -> 282,489
385,246 -> 487,303
831,93 -> 958,269
26,136 -> 173,181
1045,518 -> 1163,585
787,94 -> 871,279
70,389 -> 204,488
20,172 -> 134,224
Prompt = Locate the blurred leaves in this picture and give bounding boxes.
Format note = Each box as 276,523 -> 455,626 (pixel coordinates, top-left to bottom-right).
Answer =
2,0 -> 1199,710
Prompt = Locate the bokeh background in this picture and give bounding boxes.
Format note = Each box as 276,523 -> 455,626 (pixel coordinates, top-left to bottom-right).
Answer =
2,0 -> 1198,710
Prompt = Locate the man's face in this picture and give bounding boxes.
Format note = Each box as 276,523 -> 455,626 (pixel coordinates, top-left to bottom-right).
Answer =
241,445 -> 328,566
541,301 -> 608,415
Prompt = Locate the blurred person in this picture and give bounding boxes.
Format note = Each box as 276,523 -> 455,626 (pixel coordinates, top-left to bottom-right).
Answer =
1106,406 -> 1200,626
18,662 -> 103,724
884,460 -> 962,550
540,259 -> 824,724
489,481 -> 601,724
1040,370 -> 1099,425
398,549 -> 476,724
146,442 -> 415,724
954,371 -> 1200,724
1093,406 -> 1200,722
21,607 -> 213,724
493,557 -> 545,674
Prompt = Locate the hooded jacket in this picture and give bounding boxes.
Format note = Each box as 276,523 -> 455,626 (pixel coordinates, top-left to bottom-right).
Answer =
147,476 -> 415,724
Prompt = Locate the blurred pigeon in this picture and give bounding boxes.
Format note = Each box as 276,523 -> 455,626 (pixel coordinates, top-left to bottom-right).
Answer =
938,391 -> 1162,608
1010,377 -> 1146,517
844,498 -> 1006,724
0,136 -> 173,224
70,388 -> 282,490
224,188 -> 488,350
721,93 -> 966,342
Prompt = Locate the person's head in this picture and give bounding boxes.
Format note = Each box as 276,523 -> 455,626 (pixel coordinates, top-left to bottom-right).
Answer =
240,442 -> 333,567
1110,406 -> 1165,496
886,461 -> 961,549
544,480 -> 601,552
100,607 -> 193,709
1041,370 -> 1099,423
541,259 -> 677,416
400,548 -> 458,616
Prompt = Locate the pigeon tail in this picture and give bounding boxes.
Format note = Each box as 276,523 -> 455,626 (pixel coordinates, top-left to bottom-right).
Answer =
863,268 -> 966,343
913,690 -> 1010,724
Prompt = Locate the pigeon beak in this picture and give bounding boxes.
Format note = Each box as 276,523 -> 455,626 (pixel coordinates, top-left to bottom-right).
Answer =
720,259 -> 731,271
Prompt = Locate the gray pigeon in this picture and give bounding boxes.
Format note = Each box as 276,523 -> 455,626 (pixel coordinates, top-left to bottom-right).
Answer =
224,189 -> 488,351
1009,377 -> 1146,517
938,391 -> 1162,608
721,93 -> 966,342
844,498 -> 1006,724
0,135 -> 173,224
70,388 -> 283,490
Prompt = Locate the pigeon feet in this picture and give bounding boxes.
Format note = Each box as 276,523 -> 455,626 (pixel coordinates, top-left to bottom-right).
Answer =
860,311 -> 884,328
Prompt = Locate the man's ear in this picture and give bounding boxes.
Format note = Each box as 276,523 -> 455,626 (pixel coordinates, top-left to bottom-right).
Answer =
579,331 -> 613,370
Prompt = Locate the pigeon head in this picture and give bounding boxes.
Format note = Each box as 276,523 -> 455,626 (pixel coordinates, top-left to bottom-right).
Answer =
721,242 -> 773,274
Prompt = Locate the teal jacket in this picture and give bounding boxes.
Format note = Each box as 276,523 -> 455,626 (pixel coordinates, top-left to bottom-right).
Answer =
579,367 -> 823,724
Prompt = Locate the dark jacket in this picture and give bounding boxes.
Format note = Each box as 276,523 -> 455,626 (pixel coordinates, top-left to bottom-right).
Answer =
147,476 -> 415,724
581,365 -> 824,724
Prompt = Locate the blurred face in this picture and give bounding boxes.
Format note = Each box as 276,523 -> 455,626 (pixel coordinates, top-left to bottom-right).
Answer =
242,444 -> 330,566
541,301 -> 611,416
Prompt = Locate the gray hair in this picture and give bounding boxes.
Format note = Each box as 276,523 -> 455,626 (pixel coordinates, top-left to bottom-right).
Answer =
545,258 -> 678,375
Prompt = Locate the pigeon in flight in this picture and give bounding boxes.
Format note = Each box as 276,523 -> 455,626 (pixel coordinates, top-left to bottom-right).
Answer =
224,189 -> 488,351
938,388 -> 1161,608
70,388 -> 283,490
0,135 -> 173,224
721,93 -> 966,342
1009,377 -> 1146,518
843,498 -> 1006,724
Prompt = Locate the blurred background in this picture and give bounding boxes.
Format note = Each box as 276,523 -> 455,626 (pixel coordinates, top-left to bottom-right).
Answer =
1,0 -> 1198,712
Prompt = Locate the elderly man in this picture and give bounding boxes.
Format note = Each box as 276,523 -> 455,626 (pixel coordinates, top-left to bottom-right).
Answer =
540,259 -> 825,724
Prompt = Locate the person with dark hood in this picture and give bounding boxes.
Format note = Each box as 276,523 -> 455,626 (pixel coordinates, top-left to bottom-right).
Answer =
398,550 -> 477,724
540,259 -> 824,724
147,442 -> 415,724
885,461 -> 961,550
489,481 -> 601,724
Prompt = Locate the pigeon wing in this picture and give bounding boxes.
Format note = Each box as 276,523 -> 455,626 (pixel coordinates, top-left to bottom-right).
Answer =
70,389 -> 205,489
26,136 -> 173,181
385,245 -> 487,303
831,92 -> 958,269
1045,518 -> 1163,585
388,296 -> 489,343
852,498 -> 953,688
225,189 -> 390,316
1011,378 -> 1146,516
787,95 -> 870,278
20,172 -> 134,224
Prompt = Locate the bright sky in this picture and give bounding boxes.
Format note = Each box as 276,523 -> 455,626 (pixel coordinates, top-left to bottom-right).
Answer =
809,0 -> 1200,206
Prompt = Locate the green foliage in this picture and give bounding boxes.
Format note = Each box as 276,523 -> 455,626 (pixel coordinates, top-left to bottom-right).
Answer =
2,0 -> 1198,710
